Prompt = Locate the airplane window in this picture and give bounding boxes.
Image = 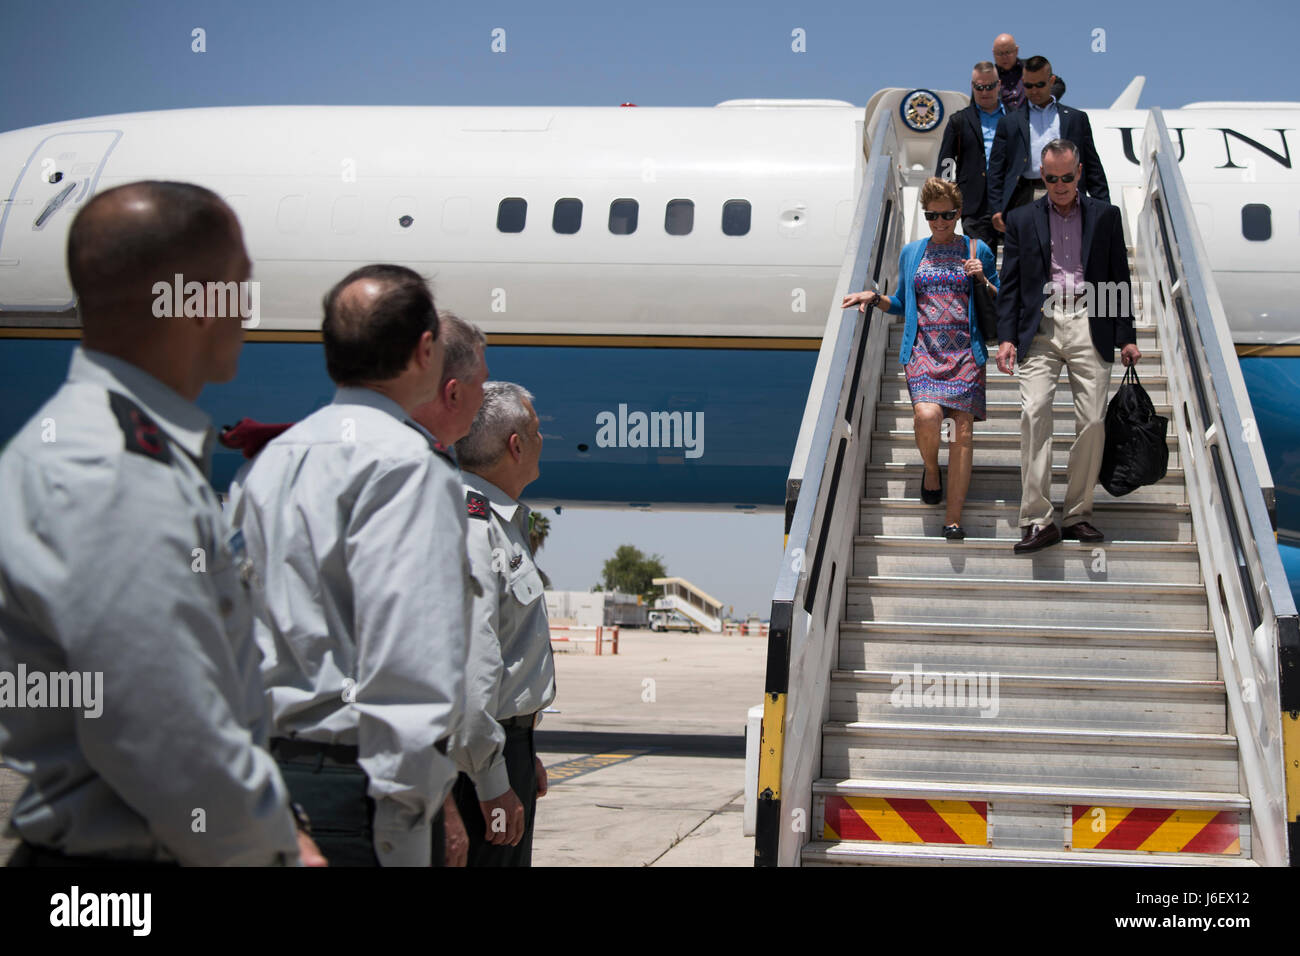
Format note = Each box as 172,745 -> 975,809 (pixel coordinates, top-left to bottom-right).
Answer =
497,198 -> 527,233
609,199 -> 638,235
666,199 -> 694,236
553,198 -> 583,234
722,200 -> 751,236
1241,203 -> 1271,241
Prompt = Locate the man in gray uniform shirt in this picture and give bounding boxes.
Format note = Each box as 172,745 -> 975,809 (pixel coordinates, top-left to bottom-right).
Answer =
410,310 -> 488,867
229,264 -> 468,867
452,382 -> 557,866
0,181 -> 319,866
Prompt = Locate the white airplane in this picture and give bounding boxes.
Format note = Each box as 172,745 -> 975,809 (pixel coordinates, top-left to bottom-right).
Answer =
0,81 -> 1295,583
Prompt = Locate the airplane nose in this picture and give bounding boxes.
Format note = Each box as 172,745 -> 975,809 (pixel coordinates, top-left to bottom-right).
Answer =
0,123 -> 122,312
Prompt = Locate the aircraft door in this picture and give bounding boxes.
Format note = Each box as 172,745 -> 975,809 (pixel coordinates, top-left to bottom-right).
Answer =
0,129 -> 122,312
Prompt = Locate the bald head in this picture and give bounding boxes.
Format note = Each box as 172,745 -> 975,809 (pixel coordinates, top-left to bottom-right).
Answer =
67,181 -> 243,327
993,33 -> 1019,70
63,181 -> 252,399
321,264 -> 439,385
335,278 -> 388,318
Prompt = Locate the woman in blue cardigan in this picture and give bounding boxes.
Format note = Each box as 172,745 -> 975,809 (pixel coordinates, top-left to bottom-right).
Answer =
843,178 -> 998,540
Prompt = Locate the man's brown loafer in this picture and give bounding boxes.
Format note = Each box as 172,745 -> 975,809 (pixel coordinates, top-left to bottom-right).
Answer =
1014,523 -> 1061,554
1062,521 -> 1105,542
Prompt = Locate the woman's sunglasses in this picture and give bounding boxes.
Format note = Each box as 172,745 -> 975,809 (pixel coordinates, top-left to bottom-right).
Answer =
923,210 -> 959,221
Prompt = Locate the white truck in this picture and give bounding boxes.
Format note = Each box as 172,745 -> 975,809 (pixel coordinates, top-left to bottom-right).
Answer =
647,610 -> 700,633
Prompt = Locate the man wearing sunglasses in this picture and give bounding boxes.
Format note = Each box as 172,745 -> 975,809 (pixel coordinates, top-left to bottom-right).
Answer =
988,55 -> 1108,235
937,62 -> 1007,258
995,139 -> 1140,555
992,34 -> 1065,113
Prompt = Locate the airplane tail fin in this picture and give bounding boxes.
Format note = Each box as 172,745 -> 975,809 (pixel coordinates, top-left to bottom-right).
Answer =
1110,76 -> 1146,110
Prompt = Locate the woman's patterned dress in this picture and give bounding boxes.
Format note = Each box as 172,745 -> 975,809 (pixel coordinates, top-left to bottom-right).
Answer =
905,238 -> 986,421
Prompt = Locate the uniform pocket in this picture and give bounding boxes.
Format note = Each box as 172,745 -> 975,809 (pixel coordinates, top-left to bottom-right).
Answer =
507,566 -> 544,606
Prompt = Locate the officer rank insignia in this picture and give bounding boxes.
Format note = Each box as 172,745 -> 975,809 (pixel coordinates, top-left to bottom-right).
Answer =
432,440 -> 456,464
108,391 -> 172,464
466,491 -> 490,520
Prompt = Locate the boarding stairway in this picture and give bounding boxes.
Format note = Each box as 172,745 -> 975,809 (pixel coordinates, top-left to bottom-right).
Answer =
754,93 -> 1298,866
652,576 -> 725,633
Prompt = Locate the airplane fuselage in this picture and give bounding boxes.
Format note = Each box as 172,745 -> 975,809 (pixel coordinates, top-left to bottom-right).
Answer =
0,99 -> 1295,561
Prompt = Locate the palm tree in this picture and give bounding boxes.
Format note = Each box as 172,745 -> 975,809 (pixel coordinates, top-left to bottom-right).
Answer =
528,512 -> 550,556
528,512 -> 552,588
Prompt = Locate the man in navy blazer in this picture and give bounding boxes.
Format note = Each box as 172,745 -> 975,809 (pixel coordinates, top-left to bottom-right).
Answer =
988,56 -> 1108,234
995,139 -> 1141,554
935,62 -> 1006,256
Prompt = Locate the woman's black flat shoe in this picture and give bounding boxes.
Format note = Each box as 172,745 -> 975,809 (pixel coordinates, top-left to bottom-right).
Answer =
943,524 -> 965,540
920,467 -> 943,505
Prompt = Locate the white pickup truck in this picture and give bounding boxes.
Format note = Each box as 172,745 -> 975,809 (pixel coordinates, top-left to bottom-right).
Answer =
647,610 -> 701,633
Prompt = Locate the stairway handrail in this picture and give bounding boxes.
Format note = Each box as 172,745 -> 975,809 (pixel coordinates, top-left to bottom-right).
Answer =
755,109 -> 904,866
1139,108 -> 1296,866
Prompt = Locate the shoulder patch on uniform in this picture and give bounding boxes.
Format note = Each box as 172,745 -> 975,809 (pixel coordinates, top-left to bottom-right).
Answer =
466,490 -> 489,520
108,391 -> 171,464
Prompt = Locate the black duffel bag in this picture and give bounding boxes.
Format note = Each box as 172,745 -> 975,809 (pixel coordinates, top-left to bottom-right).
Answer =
1099,365 -> 1169,496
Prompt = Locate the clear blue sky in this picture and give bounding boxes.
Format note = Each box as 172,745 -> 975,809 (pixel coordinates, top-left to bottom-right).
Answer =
3,0 -> 1294,616
3,0 -> 1294,130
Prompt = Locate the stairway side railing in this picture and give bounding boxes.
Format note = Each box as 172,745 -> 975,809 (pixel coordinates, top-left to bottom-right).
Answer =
755,111 -> 904,867
1137,108 -> 1297,866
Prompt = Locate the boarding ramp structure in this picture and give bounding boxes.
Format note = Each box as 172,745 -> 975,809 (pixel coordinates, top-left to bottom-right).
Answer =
652,576 -> 724,633
755,95 -> 1299,867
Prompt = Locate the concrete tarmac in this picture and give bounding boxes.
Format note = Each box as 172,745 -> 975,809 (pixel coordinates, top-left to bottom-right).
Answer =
533,627 -> 764,866
0,628 -> 766,867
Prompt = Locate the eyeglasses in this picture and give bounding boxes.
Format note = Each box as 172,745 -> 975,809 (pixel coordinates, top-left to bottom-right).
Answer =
923,210 -> 959,221
1044,173 -> 1077,184
973,82 -> 998,92
1024,80 -> 1049,89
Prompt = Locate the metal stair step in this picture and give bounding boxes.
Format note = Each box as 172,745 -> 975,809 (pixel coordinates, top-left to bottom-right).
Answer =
876,400 -> 1178,434
810,778 -> 1251,856
828,669 -> 1225,732
858,498 -> 1193,540
870,431 -> 1182,469
888,374 -> 1172,404
821,721 -> 1240,791
845,575 -> 1208,627
853,534 -> 1201,583
812,777 -> 1250,811
801,840 -> 1257,866
864,463 -> 1186,504
838,619 -> 1217,679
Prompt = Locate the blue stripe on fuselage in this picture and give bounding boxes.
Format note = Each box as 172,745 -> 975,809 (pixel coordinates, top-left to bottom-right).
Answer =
1239,357 -> 1300,545
1238,356 -> 1300,610
4,342 -> 1297,609
0,339 -> 817,508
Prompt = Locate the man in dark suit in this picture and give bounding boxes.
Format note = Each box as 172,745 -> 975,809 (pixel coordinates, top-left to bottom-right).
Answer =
995,139 -> 1141,554
992,34 -> 1065,111
988,55 -> 1108,235
936,61 -> 1007,256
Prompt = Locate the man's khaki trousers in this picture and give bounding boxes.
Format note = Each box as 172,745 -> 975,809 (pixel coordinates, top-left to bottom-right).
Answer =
1017,303 -> 1112,530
